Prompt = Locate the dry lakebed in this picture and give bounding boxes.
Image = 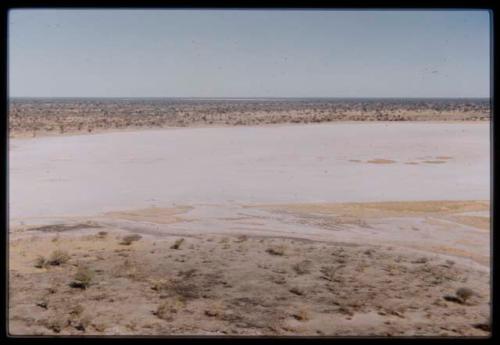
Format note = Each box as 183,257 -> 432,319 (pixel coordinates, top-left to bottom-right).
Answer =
8,122 -> 491,336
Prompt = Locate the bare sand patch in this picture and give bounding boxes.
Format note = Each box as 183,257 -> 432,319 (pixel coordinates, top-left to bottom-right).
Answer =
103,206 -> 192,225
423,245 -> 489,267
451,216 -> 490,231
246,201 -> 490,268
366,159 -> 397,164
257,200 -> 489,218
422,160 -> 447,164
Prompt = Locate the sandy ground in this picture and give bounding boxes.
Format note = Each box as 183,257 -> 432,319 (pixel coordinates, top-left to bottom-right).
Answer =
8,122 -> 491,336
9,201 -> 490,336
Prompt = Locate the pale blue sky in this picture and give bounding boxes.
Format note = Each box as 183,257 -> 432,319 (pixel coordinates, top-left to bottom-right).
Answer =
8,9 -> 491,98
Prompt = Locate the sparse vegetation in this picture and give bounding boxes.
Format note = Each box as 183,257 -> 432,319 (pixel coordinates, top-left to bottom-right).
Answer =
34,256 -> 47,268
178,268 -> 197,279
69,304 -> 84,317
47,250 -> 70,266
293,260 -> 312,275
36,300 -> 48,309
169,279 -> 200,299
29,223 -> 101,233
9,218 -> 491,336
292,309 -> 310,321
45,318 -> 65,333
320,265 -> 345,282
473,320 -> 491,332
70,266 -> 94,289
171,238 -> 185,250
72,315 -> 91,332
96,231 -> 108,239
153,298 -> 186,321
9,98 -> 490,138
204,302 -> 224,318
235,234 -> 248,242
120,234 -> 142,245
92,322 -> 107,332
456,287 -> 476,304
289,287 -> 305,296
266,245 -> 286,256
150,278 -> 170,292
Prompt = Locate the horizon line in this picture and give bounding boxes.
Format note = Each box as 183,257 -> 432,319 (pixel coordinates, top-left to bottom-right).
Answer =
9,96 -> 491,100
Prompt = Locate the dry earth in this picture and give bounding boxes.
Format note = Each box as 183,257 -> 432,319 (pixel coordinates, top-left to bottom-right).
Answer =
8,120 -> 490,336
9,201 -> 490,336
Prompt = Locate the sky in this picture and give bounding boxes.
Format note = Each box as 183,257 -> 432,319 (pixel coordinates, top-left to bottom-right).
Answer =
8,9 -> 491,98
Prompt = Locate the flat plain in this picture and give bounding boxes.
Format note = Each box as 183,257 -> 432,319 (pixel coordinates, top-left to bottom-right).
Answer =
8,99 -> 491,336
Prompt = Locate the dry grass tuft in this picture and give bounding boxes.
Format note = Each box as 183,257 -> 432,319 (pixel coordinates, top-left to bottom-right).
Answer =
92,322 -> 108,332
153,298 -> 186,321
44,317 -> 66,333
204,302 -> 225,318
292,260 -> 312,275
34,255 -> 48,269
69,304 -> 85,317
456,287 -> 476,304
292,309 -> 310,321
320,265 -> 345,282
72,315 -> 91,332
70,266 -> 94,289
47,250 -> 70,266
150,278 -> 170,292
170,280 -> 200,299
